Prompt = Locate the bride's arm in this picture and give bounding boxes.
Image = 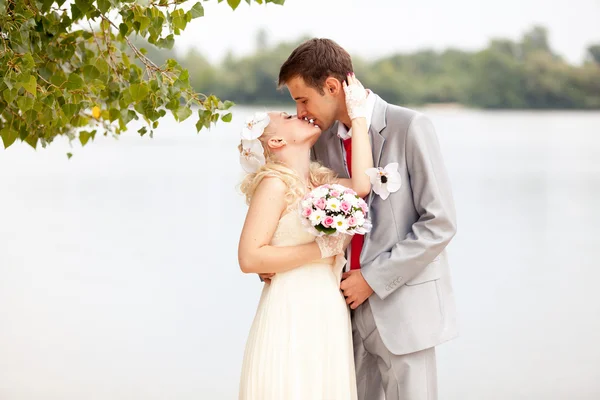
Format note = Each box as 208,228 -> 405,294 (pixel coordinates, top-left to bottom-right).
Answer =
335,75 -> 373,198
238,177 -> 322,274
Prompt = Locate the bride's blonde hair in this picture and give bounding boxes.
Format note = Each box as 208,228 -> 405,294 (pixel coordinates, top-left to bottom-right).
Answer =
238,125 -> 336,209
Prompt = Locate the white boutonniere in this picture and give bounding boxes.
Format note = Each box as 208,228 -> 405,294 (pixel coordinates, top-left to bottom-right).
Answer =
365,163 -> 402,200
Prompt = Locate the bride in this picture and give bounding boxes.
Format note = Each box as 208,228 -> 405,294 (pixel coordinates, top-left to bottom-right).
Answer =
237,75 -> 372,399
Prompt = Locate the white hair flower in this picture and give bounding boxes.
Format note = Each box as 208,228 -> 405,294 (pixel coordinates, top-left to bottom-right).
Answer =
240,139 -> 266,173
238,112 -> 271,173
241,112 -> 270,140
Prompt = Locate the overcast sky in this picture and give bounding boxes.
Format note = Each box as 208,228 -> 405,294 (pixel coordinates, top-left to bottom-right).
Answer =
173,0 -> 600,65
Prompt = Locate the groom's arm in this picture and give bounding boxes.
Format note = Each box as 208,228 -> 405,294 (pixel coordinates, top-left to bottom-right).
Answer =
360,114 -> 457,300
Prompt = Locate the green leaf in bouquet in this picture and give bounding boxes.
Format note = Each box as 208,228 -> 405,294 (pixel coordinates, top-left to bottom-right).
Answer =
316,225 -> 337,235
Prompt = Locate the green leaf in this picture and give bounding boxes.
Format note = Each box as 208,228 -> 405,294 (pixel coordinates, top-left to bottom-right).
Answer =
119,23 -> 129,37
82,65 -> 100,80
67,152 -> 73,159
171,9 -> 187,31
138,126 -> 148,136
74,0 -> 93,14
17,96 -> 34,111
61,103 -> 79,118
2,88 -> 16,104
227,0 -> 242,9
70,3 -> 83,21
156,34 -> 175,49
175,106 -> 192,121
119,109 -> 137,124
221,100 -> 235,110
1,127 -> 19,149
79,130 -> 92,146
137,16 -> 151,33
195,119 -> 203,132
129,83 -> 149,102
221,112 -> 232,122
97,0 -> 111,13
21,54 -> 35,70
25,135 -> 38,149
22,75 -> 37,96
50,72 -> 67,87
66,73 -> 84,90
3,76 -> 14,90
94,57 -> 109,74
41,0 -> 55,12
108,108 -> 120,122
190,2 -> 204,18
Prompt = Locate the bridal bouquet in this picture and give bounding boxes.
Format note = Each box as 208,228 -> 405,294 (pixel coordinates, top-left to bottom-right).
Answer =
299,184 -> 372,236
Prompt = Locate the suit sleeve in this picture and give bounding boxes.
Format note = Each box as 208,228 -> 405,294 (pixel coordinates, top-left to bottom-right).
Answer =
360,114 -> 457,300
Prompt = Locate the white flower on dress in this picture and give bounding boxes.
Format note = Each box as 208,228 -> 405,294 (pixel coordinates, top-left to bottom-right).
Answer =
365,163 -> 402,200
240,139 -> 266,173
241,112 -> 270,140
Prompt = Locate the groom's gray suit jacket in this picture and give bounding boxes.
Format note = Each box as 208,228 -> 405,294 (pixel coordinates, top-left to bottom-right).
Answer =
311,95 -> 458,355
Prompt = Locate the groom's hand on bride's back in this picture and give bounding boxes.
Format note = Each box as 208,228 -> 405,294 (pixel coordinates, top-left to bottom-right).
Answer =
259,273 -> 275,284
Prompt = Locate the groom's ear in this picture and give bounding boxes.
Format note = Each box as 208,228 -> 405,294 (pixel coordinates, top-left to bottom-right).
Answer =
324,77 -> 342,96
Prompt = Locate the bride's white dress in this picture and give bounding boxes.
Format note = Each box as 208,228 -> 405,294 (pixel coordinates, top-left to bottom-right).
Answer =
238,208 -> 358,400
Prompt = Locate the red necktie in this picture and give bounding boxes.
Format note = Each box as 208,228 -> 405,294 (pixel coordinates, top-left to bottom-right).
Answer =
343,137 -> 364,270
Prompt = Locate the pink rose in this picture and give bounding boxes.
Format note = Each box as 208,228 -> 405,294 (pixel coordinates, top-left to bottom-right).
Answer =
330,190 -> 341,198
322,216 -> 334,228
340,201 -> 352,213
348,217 -> 358,227
315,197 -> 326,210
359,201 -> 368,214
301,207 -> 312,218
344,189 -> 357,195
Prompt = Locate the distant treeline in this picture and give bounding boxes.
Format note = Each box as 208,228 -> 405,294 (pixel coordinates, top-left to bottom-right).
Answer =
139,26 -> 600,109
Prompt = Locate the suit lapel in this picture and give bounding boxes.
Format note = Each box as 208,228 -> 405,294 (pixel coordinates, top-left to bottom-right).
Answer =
367,95 -> 387,208
324,121 -> 349,178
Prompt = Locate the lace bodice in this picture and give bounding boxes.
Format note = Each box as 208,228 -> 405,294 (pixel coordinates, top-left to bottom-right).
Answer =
271,209 -> 317,247
270,206 -> 346,282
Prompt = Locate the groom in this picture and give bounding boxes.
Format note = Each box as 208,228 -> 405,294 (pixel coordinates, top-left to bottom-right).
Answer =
275,38 -> 458,400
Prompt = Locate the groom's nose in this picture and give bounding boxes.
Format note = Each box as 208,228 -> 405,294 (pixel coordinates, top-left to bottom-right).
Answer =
297,107 -> 307,118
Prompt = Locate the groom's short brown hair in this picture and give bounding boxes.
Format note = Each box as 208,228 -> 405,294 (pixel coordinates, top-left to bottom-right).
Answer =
278,38 -> 353,95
